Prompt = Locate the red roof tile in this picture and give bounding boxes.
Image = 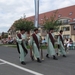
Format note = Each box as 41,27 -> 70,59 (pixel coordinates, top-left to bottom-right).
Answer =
26,5 -> 75,24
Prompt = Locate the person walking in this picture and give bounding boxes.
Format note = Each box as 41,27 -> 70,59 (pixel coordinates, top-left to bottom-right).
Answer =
29,28 -> 41,63
46,28 -> 58,60
16,28 -> 28,65
57,30 -> 66,57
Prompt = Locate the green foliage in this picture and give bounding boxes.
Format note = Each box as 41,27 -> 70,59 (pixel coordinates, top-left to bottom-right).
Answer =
4,34 -> 8,38
13,19 -> 34,32
43,11 -> 60,32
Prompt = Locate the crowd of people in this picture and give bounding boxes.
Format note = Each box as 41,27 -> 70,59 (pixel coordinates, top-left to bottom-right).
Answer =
16,28 -> 72,65
64,38 -> 73,51
1,37 -> 16,44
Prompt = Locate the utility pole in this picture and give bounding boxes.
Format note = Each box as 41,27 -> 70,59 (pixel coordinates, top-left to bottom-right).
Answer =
34,0 -> 39,28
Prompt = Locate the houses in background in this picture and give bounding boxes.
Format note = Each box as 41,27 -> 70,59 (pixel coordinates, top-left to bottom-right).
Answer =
8,5 -> 75,41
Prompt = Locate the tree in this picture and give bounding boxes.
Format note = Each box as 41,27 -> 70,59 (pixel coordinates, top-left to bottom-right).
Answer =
13,18 -> 34,33
43,11 -> 60,32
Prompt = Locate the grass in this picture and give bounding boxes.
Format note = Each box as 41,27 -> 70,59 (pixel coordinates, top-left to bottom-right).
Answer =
0,44 -> 58,50
0,44 -> 16,47
0,44 -> 48,49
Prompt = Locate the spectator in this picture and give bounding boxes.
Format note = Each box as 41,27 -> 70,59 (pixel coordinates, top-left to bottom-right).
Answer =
64,38 -> 69,51
67,38 -> 73,50
42,38 -> 46,44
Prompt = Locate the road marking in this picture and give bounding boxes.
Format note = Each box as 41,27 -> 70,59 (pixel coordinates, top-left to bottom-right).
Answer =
0,62 -> 6,65
0,59 -> 43,75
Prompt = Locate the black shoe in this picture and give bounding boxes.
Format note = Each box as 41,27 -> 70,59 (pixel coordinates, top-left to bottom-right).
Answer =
46,54 -> 49,58
31,56 -> 34,61
63,55 -> 66,57
21,61 -> 26,65
56,53 -> 58,56
53,55 -> 58,60
37,58 -> 41,63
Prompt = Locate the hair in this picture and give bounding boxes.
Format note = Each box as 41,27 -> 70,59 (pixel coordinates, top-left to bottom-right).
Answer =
60,30 -> 63,33
49,28 -> 54,31
34,28 -> 38,31
20,28 -> 25,31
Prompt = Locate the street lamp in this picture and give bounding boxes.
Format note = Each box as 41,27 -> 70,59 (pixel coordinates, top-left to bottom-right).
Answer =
34,0 -> 39,28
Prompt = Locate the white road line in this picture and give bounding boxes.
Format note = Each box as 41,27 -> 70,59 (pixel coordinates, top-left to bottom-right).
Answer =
0,62 -> 6,65
0,59 -> 43,75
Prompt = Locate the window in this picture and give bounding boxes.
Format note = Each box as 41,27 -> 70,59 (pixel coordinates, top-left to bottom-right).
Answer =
58,14 -> 61,18
68,19 -> 70,22
63,35 -> 70,39
62,20 -> 69,24
73,26 -> 75,30
58,20 -> 62,25
41,19 -> 43,20
69,12 -> 73,16
61,27 -> 66,31
46,18 -> 48,20
61,27 -> 70,31
66,27 -> 70,31
73,18 -> 75,21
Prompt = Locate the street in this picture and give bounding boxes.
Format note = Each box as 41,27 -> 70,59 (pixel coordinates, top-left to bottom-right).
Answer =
0,46 -> 75,75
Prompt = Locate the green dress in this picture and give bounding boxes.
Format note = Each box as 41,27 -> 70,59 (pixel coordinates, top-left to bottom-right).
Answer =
57,35 -> 66,55
16,33 -> 28,62
30,33 -> 40,58
46,33 -> 56,56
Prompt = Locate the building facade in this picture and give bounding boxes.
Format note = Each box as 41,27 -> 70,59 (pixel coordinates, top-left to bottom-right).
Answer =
8,5 -> 75,41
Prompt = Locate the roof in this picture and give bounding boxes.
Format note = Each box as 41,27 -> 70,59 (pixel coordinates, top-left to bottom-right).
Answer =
26,5 -> 75,24
8,5 -> 75,32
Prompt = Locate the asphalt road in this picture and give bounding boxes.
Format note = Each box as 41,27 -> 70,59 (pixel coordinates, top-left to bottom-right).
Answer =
0,46 -> 75,75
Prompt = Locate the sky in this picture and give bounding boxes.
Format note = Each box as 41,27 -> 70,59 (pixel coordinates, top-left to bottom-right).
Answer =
0,0 -> 75,33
